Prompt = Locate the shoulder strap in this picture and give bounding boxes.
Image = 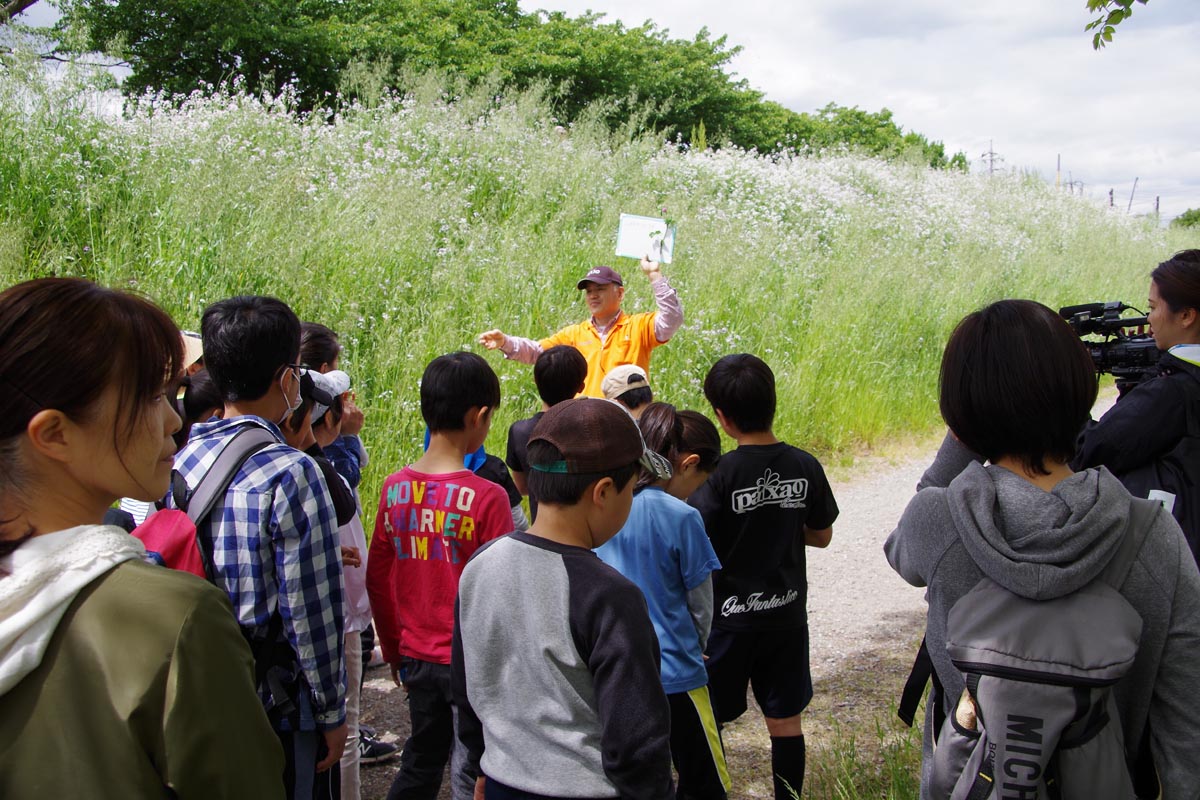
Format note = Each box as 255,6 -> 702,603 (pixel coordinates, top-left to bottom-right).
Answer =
1099,496 -> 1157,590
181,424 -> 279,524
898,637 -> 932,727
179,424 -> 278,580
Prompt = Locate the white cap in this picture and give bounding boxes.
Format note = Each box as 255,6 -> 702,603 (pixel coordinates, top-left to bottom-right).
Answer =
601,364 -> 649,402
310,370 -> 351,421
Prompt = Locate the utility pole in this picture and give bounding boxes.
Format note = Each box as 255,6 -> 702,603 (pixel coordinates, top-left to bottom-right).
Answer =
1056,154 -> 1061,189
981,140 -> 1003,176
1127,178 -> 1139,214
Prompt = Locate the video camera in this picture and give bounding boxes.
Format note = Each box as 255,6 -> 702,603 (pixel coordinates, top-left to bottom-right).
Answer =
1059,301 -> 1162,392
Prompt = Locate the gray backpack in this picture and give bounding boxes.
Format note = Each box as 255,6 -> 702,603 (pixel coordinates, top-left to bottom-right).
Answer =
914,499 -> 1157,800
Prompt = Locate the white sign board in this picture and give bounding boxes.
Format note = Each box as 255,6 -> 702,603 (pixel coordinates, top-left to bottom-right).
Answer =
616,213 -> 676,264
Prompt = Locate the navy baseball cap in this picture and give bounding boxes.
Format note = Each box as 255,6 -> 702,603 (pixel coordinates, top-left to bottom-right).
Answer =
576,266 -> 624,289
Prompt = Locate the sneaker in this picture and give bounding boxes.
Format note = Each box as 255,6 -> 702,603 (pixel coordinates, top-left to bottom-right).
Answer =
358,731 -> 400,765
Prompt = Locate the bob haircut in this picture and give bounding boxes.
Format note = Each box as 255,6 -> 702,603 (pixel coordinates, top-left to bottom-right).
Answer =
421,351 -> 501,432
939,299 -> 1097,475
534,345 -> 588,407
1151,249 -> 1200,313
525,439 -> 639,506
0,278 -> 182,442
703,354 -> 776,434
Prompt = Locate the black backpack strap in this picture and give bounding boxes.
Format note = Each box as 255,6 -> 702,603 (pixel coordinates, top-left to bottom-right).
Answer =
178,424 -> 279,580
899,636 -> 941,728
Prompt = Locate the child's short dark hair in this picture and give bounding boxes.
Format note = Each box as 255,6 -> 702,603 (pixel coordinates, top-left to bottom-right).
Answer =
202,296 -> 300,402
534,345 -> 588,406
703,354 -> 776,433
940,299 -> 1097,475
526,440 -> 638,506
616,386 -> 653,411
421,351 -> 501,432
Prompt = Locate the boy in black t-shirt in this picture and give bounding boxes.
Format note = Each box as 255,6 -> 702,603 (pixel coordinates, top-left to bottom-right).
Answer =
505,345 -> 587,522
689,354 -> 838,800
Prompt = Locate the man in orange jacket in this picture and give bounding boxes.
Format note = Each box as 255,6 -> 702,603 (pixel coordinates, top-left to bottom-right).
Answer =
478,257 -> 683,398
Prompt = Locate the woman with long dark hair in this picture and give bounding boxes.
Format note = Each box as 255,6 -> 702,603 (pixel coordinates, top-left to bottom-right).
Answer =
0,278 -> 283,798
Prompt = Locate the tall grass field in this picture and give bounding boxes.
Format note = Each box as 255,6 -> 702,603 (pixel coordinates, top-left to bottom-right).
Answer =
1,58 -> 1194,508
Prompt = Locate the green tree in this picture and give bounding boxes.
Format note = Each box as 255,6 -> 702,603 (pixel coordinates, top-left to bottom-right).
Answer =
1171,208 -> 1200,229
54,0 -> 966,166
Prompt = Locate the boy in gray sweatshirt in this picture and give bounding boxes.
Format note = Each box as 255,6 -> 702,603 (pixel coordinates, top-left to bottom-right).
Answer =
451,398 -> 675,800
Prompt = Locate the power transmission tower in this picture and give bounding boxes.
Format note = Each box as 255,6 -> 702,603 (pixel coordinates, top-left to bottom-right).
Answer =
980,140 -> 1003,176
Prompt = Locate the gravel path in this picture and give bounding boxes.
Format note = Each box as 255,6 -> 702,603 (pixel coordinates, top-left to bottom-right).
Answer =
808,390 -> 1119,681
807,451 -> 930,681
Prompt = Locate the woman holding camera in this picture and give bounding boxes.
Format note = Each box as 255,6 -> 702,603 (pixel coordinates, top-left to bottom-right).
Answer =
0,278 -> 283,798
1073,249 -> 1200,560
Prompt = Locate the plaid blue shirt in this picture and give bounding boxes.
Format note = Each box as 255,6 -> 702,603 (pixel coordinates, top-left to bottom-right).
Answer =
170,415 -> 346,729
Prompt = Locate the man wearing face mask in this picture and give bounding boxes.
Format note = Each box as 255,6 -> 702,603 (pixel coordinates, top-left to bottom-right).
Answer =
169,295 -> 348,800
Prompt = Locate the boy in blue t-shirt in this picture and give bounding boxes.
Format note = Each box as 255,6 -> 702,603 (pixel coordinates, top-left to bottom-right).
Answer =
596,403 -> 729,799
689,354 -> 839,800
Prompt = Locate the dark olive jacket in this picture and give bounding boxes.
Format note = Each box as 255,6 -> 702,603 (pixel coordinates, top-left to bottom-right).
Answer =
0,559 -> 285,799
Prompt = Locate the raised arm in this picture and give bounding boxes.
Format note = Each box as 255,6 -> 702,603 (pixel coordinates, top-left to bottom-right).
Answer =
478,329 -> 543,364
642,257 -> 683,343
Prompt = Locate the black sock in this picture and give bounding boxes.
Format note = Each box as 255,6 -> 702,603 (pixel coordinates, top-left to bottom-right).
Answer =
771,734 -> 805,800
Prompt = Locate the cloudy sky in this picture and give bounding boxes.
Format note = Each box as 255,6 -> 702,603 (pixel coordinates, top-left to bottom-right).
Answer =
16,2 -> 1198,220
517,0 -> 1198,221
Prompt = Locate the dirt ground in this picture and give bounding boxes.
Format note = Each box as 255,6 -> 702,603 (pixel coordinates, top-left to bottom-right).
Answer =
356,433 -> 941,800
356,610 -> 926,800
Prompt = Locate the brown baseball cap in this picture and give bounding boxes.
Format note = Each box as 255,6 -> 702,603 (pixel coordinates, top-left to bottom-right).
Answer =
528,398 -> 671,479
576,265 -> 624,289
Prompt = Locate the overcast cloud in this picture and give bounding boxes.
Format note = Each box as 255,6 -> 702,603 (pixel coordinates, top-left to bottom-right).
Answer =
521,0 -> 1200,220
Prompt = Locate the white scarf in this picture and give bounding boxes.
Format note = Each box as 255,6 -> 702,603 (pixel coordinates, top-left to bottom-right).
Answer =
0,524 -> 146,695
1170,343 -> 1200,368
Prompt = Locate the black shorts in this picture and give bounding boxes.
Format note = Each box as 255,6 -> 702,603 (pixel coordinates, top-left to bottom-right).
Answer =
704,627 -> 813,722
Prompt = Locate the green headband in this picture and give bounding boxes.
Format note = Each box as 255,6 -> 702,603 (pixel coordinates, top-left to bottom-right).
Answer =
529,461 -> 570,474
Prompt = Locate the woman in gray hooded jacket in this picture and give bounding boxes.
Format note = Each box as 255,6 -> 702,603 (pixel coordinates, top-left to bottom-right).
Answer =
884,299 -> 1200,799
